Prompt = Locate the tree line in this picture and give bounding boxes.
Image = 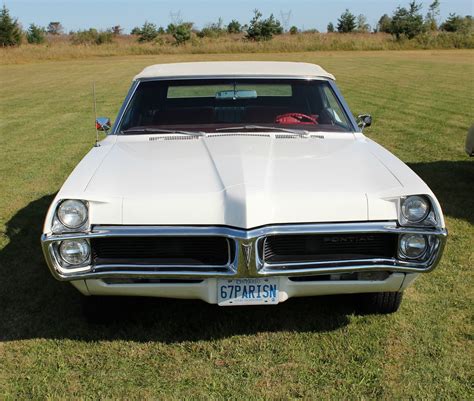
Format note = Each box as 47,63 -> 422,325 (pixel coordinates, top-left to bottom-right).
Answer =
330,1 -> 473,39
1,2 -> 472,47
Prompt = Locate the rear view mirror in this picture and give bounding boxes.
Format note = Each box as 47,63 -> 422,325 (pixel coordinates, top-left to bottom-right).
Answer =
357,114 -> 372,131
216,90 -> 257,100
96,117 -> 111,132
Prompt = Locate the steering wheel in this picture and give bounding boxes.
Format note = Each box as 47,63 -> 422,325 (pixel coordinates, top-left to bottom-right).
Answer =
275,113 -> 318,125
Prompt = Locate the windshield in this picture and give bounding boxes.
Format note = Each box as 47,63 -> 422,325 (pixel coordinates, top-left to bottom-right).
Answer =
119,79 -> 353,133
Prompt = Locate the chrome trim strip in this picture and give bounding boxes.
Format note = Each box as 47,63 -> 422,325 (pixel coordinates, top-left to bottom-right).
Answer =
328,80 -> 359,132
136,75 -> 333,82
42,221 -> 443,240
111,80 -> 140,134
41,222 -> 447,281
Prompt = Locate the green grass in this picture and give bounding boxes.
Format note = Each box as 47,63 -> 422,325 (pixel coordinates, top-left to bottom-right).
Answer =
0,50 -> 473,399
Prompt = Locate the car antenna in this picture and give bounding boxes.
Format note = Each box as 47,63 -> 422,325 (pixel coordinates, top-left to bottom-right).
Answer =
92,82 -> 100,147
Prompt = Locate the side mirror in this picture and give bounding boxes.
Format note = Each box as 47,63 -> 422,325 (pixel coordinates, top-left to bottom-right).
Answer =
357,114 -> 372,131
466,124 -> 474,157
96,117 -> 111,132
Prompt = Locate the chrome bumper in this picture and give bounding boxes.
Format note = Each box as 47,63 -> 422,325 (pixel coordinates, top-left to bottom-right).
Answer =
41,222 -> 447,281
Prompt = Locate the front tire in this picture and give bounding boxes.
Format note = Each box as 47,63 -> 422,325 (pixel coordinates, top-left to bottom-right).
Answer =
357,292 -> 403,314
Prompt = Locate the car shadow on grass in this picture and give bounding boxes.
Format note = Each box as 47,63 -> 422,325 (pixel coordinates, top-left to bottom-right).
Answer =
408,160 -> 474,225
0,194 -> 353,343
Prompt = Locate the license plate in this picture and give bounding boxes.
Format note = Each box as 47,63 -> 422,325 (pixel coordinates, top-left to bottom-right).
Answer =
217,278 -> 279,306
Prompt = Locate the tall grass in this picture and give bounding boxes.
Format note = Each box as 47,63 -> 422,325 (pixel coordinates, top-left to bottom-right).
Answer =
1,32 -> 473,64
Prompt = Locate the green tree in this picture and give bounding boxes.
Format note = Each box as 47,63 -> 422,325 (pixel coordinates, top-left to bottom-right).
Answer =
390,1 -> 425,39
227,19 -> 242,34
137,21 -> 158,42
26,23 -> 46,44
0,5 -> 22,46
440,13 -> 470,32
198,18 -> 225,38
111,25 -> 122,35
289,25 -> 298,34
356,14 -> 370,32
425,0 -> 441,31
70,28 -> 113,45
246,9 -> 283,41
377,14 -> 392,33
173,23 -> 192,45
462,15 -> 474,33
47,21 -> 63,35
327,22 -> 335,32
337,9 -> 356,33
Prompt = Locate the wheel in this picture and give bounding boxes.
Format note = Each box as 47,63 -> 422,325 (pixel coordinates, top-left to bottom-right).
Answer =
357,291 -> 403,314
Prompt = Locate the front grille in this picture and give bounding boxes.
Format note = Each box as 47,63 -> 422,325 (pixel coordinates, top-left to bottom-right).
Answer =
91,236 -> 232,266
263,233 -> 398,264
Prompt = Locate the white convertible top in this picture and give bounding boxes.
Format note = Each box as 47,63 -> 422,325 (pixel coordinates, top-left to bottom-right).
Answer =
133,61 -> 335,81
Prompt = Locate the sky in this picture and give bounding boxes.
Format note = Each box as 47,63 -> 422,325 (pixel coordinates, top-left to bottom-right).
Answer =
5,0 -> 474,33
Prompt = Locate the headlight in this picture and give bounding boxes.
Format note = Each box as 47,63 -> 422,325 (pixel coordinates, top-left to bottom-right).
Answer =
59,239 -> 90,266
399,234 -> 427,259
57,200 -> 88,229
401,195 -> 430,224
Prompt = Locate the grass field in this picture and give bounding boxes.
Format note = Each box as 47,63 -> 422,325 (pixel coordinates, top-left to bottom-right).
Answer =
0,50 -> 473,399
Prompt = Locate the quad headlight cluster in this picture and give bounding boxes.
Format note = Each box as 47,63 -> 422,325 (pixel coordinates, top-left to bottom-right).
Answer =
398,195 -> 439,262
53,199 -> 91,268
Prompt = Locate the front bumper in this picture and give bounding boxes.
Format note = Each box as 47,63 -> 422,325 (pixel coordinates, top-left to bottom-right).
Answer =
77,273 -> 412,302
41,221 -> 447,282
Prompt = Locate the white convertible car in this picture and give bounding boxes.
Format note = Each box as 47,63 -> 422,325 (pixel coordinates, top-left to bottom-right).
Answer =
41,62 -> 447,314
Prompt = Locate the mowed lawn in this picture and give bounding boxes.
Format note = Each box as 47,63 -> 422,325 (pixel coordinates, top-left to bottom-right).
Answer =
0,50 -> 473,399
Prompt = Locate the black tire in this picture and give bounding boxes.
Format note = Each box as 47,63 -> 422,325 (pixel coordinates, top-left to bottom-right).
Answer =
357,291 -> 403,315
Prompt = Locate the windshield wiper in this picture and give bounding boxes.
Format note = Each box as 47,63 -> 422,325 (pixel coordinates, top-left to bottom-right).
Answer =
215,125 -> 309,136
120,128 -> 206,137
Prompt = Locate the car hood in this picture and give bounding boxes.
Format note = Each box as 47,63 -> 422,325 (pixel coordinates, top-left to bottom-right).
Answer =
75,133 -> 406,228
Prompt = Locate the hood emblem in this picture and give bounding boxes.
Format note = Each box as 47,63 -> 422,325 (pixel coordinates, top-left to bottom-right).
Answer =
241,242 -> 253,268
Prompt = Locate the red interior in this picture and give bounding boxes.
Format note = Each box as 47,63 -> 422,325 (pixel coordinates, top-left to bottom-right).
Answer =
275,113 -> 318,125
